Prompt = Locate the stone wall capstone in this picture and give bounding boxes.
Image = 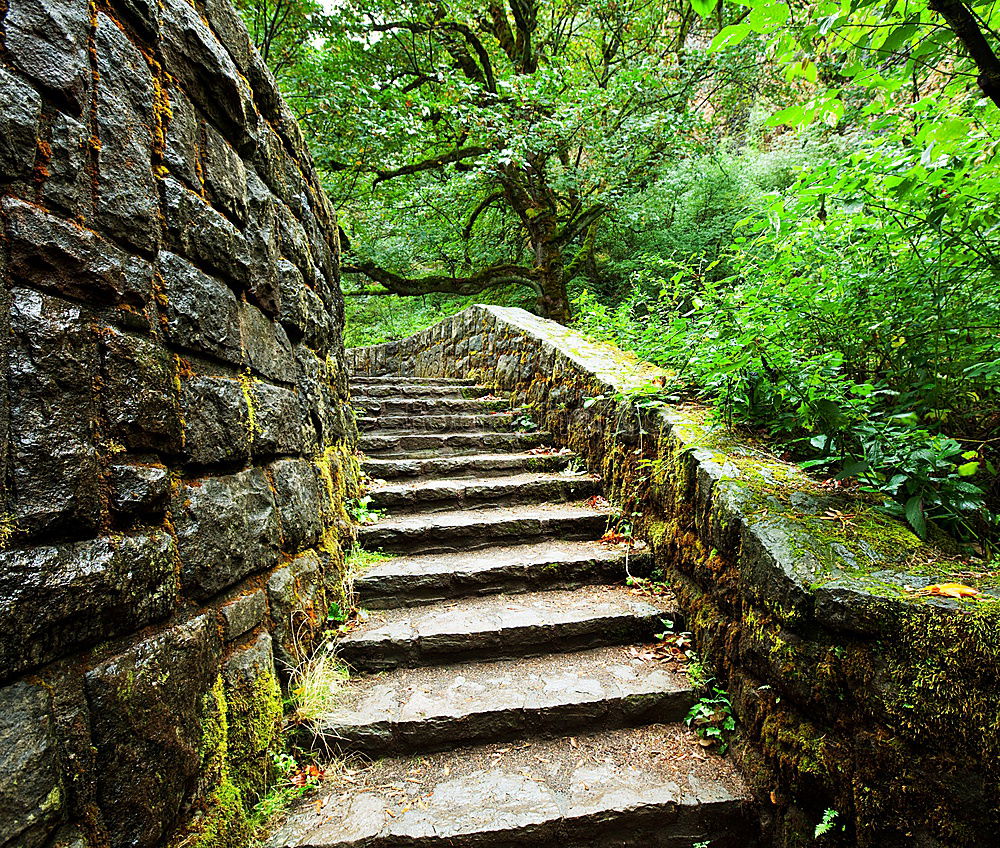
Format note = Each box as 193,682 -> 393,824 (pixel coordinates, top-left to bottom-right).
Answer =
0,2 -> 357,847
350,305 -> 1000,848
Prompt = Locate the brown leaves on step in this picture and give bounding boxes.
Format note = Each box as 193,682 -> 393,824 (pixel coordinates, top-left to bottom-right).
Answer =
291,763 -> 325,787
526,446 -> 572,455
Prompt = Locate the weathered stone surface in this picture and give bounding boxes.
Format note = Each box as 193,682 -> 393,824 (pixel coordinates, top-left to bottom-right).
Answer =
161,176 -> 252,286
223,632 -> 281,805
0,681 -> 64,848
0,68 -> 41,180
94,14 -> 159,251
221,590 -> 267,642
337,586 -> 672,672
158,250 -> 243,364
242,302 -> 296,383
203,0 -> 253,71
267,550 -> 323,672
269,459 -> 322,553
0,532 -> 176,677
357,503 -> 606,556
85,616 -> 221,848
4,197 -> 130,305
278,259 -> 333,350
173,469 -> 281,600
317,645 -> 691,757
8,288 -> 100,538
109,0 -> 160,39
101,327 -> 183,453
181,376 -> 251,465
5,0 -> 89,111
356,539 -> 649,609
272,724 -> 753,848
244,171 -> 281,316
108,461 -> 171,518
276,202 -> 314,277
203,124 -> 249,224
252,382 -> 309,456
358,410 -> 519,433
43,112 -> 90,214
159,0 -> 257,153
361,450 -> 571,481
360,429 -> 547,459
163,86 -> 200,188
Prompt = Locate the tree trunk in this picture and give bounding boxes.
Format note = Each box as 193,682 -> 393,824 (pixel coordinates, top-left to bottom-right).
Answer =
531,224 -> 572,324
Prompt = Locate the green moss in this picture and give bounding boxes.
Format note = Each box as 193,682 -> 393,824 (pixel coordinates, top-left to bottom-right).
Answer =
225,663 -> 283,807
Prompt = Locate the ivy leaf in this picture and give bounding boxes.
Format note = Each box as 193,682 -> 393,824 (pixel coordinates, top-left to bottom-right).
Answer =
904,495 -> 926,538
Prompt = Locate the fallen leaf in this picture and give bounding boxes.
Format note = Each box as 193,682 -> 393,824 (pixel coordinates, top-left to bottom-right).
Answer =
914,582 -> 981,599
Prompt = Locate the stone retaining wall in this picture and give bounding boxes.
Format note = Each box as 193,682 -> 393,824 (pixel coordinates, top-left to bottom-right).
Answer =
0,2 -> 356,847
350,305 -> 1000,848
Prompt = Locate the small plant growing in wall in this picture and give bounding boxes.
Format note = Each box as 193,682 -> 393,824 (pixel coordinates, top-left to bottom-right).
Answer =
347,495 -> 382,525
685,675 -> 736,754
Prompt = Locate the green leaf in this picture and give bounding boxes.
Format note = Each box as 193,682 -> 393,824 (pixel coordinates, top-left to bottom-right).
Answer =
709,23 -> 752,51
690,0 -> 719,17
747,2 -> 790,33
957,461 -> 980,477
904,496 -> 927,539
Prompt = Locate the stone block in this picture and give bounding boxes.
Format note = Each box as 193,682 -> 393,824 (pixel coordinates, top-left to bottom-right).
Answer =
181,375 -> 251,465
270,458 -> 322,553
108,461 -> 170,519
158,250 -> 243,365
5,197 -> 131,306
204,0 -> 253,72
5,0 -> 89,112
241,302 -> 296,383
101,327 -> 183,453
163,86 -> 200,189
43,112 -> 90,215
276,202 -> 314,277
278,260 -> 333,351
159,0 -> 257,154
251,382 -> 309,457
0,681 -> 65,848
220,590 -> 266,642
203,124 -> 248,225
244,170 -> 281,316
85,616 -> 222,848
0,532 -> 177,678
94,14 -> 159,251
8,288 -> 101,538
267,550 -> 324,672
172,469 -> 280,600
162,176 -> 252,287
222,632 -> 281,805
251,125 -> 289,202
0,67 -> 41,180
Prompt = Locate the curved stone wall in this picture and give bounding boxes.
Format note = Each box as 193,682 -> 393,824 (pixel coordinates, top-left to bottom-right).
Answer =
0,2 -> 356,847
350,304 -> 999,848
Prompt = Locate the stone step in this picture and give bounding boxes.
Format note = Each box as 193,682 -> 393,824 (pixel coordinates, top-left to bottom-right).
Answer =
311,644 -> 693,756
367,471 -> 601,513
357,412 -> 525,434
336,586 -> 673,672
355,540 -> 652,608
353,396 -> 511,416
357,503 -> 608,556
359,430 -> 552,459
363,451 -> 576,482
352,376 -> 477,386
355,384 -> 491,399
270,723 -> 756,848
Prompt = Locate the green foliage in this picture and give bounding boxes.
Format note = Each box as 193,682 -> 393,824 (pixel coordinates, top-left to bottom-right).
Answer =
346,496 -> 382,525
685,677 -> 737,754
815,808 -> 841,839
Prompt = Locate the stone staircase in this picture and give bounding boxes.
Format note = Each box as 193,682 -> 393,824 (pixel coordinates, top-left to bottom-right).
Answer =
270,376 -> 757,848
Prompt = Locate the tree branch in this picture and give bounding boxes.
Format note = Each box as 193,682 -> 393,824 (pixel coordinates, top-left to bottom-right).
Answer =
554,205 -> 606,246
343,260 -> 542,296
462,192 -> 506,239
373,146 -> 490,185
929,0 -> 1000,106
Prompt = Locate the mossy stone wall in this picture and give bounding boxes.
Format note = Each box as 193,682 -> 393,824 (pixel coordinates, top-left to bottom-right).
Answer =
350,304 -> 999,848
0,2 -> 357,847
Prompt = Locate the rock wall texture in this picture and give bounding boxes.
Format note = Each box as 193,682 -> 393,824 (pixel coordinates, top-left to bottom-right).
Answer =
0,2 -> 357,847
350,305 -> 1000,848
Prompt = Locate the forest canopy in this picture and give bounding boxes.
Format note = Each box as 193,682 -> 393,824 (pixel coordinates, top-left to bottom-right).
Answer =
239,0 -> 1000,549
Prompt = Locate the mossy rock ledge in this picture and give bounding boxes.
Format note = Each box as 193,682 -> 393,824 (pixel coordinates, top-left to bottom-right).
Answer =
350,304 -> 999,848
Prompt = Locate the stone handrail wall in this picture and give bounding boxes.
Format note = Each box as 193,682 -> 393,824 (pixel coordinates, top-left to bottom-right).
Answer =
350,305 -> 999,848
0,2 -> 356,847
